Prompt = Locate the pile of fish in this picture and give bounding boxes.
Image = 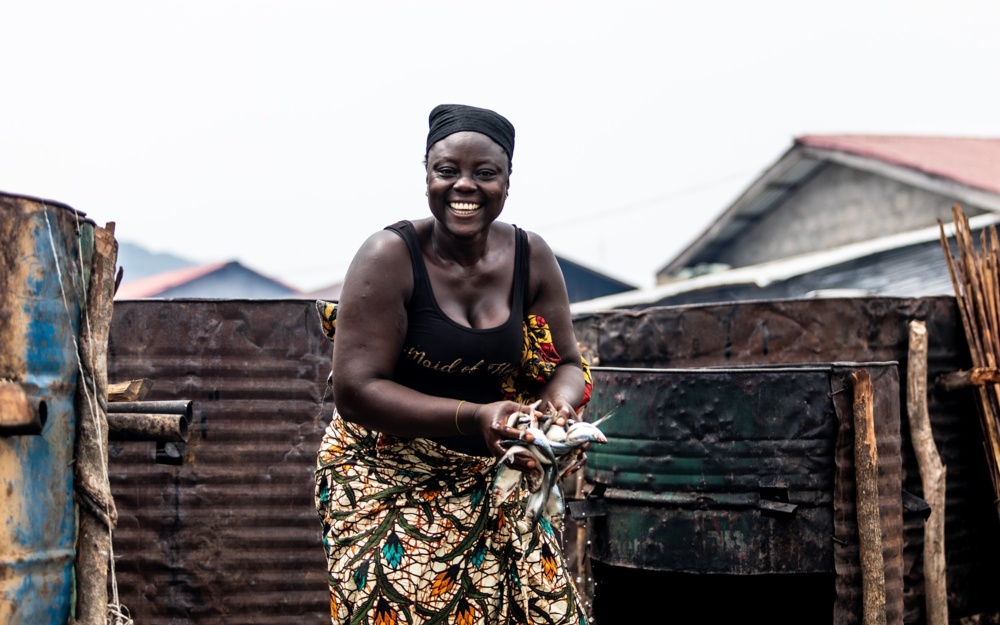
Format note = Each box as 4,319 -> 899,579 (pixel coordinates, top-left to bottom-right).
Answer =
492,401 -> 611,529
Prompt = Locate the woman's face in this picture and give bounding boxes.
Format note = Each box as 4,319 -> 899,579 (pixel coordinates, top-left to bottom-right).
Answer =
425,131 -> 510,237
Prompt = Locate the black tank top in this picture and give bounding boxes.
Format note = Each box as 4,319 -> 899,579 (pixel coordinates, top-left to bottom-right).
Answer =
386,220 -> 527,455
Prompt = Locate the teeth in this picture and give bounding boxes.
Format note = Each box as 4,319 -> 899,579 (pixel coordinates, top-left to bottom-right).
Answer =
450,202 -> 480,211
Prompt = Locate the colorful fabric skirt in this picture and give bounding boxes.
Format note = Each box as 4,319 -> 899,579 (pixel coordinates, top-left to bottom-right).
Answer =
314,413 -> 587,625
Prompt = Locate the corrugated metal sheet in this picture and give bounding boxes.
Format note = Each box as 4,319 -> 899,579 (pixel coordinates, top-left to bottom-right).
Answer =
574,296 -> 1000,622
577,214 -> 1000,313
768,238 -> 961,300
106,299 -> 334,624
1,194 -> 93,623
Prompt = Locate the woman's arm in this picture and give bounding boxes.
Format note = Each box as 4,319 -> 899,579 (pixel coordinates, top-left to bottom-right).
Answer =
524,231 -> 586,421
331,230 -> 525,455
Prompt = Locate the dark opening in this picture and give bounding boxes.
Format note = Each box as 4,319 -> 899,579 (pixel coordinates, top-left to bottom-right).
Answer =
590,560 -> 834,624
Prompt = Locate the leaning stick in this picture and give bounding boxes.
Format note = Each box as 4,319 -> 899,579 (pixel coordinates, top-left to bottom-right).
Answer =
940,205 -> 1000,503
907,321 -> 948,625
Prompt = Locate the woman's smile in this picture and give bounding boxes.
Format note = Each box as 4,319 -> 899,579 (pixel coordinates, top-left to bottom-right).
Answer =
449,202 -> 481,215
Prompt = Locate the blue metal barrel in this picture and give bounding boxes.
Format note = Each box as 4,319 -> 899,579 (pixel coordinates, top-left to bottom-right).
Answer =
1,193 -> 94,623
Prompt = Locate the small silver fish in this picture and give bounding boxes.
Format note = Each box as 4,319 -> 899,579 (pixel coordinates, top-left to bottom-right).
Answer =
492,407 -> 611,528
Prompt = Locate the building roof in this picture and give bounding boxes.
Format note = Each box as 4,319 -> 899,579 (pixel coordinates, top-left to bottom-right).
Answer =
659,134 -> 1000,277
116,262 -> 230,298
797,135 -> 1000,195
115,260 -> 301,299
573,212 -> 1000,314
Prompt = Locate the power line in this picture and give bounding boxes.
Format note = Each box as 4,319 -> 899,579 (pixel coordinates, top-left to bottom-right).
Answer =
533,169 -> 755,229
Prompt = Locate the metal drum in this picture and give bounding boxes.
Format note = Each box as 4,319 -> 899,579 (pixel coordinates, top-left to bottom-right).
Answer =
581,362 -> 904,624
587,365 -> 837,574
1,193 -> 94,623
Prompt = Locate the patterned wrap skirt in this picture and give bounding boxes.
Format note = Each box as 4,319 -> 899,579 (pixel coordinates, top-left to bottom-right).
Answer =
314,413 -> 587,625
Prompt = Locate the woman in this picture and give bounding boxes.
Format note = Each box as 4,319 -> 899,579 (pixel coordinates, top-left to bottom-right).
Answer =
315,104 -> 591,625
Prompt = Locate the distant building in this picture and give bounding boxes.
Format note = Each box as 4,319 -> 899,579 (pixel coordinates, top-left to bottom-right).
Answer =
573,134 -> 1000,312
303,255 -> 636,305
659,134 -> 1000,281
115,261 -> 300,299
556,256 -> 636,303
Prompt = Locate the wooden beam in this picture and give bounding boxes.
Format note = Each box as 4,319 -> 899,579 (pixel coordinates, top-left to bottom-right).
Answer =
935,367 -> 1000,393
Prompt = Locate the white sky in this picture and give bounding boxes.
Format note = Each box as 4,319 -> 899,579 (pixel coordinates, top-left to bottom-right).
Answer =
2,1 -> 999,291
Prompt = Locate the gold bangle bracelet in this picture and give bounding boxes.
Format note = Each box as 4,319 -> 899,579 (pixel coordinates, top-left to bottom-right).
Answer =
454,400 -> 467,435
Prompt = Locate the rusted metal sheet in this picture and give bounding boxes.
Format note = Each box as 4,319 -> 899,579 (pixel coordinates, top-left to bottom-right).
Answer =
574,297 -> 1000,621
107,299 -> 334,624
0,193 -> 95,624
585,365 -> 845,575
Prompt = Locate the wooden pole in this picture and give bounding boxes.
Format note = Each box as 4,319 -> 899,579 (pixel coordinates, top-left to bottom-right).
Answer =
852,369 -> 887,625
906,321 -> 949,625
72,223 -> 118,625
107,399 -> 192,418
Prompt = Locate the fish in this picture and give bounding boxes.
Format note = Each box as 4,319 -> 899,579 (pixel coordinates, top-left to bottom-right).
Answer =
492,406 -> 612,529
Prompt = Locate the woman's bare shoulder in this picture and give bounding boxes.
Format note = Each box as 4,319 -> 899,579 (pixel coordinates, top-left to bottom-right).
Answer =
340,227 -> 413,300
521,229 -> 561,281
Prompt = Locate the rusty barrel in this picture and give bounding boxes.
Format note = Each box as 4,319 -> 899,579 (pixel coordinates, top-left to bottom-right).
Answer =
0,193 -> 95,623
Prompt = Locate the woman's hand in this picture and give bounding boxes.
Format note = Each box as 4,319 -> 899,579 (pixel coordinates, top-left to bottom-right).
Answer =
543,397 -> 577,427
473,400 -> 540,472
542,397 -> 591,476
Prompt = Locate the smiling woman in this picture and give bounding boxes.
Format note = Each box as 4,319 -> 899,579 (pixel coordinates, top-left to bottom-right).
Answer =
314,104 -> 592,625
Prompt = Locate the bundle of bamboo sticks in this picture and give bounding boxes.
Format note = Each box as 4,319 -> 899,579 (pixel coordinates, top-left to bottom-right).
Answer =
939,202 -> 1000,509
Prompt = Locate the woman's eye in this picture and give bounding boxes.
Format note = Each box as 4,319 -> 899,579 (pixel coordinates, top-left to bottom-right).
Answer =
437,167 -> 457,176
476,170 -> 496,178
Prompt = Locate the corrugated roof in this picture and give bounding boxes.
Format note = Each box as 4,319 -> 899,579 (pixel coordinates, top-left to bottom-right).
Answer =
573,212 -> 1000,313
797,135 -> 1000,195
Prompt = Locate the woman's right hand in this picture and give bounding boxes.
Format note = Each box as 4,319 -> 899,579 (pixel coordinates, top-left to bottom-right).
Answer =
474,400 -> 540,472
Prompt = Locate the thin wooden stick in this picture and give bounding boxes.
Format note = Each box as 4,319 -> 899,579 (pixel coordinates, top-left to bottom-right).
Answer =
941,218 -> 981,365
940,203 -> 1000,510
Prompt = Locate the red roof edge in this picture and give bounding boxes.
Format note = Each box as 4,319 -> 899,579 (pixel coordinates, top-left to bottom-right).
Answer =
115,261 -> 229,298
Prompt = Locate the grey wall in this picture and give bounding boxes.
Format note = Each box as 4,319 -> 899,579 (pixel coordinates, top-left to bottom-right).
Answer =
715,164 -> 987,268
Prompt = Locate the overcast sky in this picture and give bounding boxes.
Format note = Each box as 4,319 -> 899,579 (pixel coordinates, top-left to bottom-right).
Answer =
3,1 -> 999,291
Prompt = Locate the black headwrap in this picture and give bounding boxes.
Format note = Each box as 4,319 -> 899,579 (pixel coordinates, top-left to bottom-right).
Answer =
426,104 -> 515,163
